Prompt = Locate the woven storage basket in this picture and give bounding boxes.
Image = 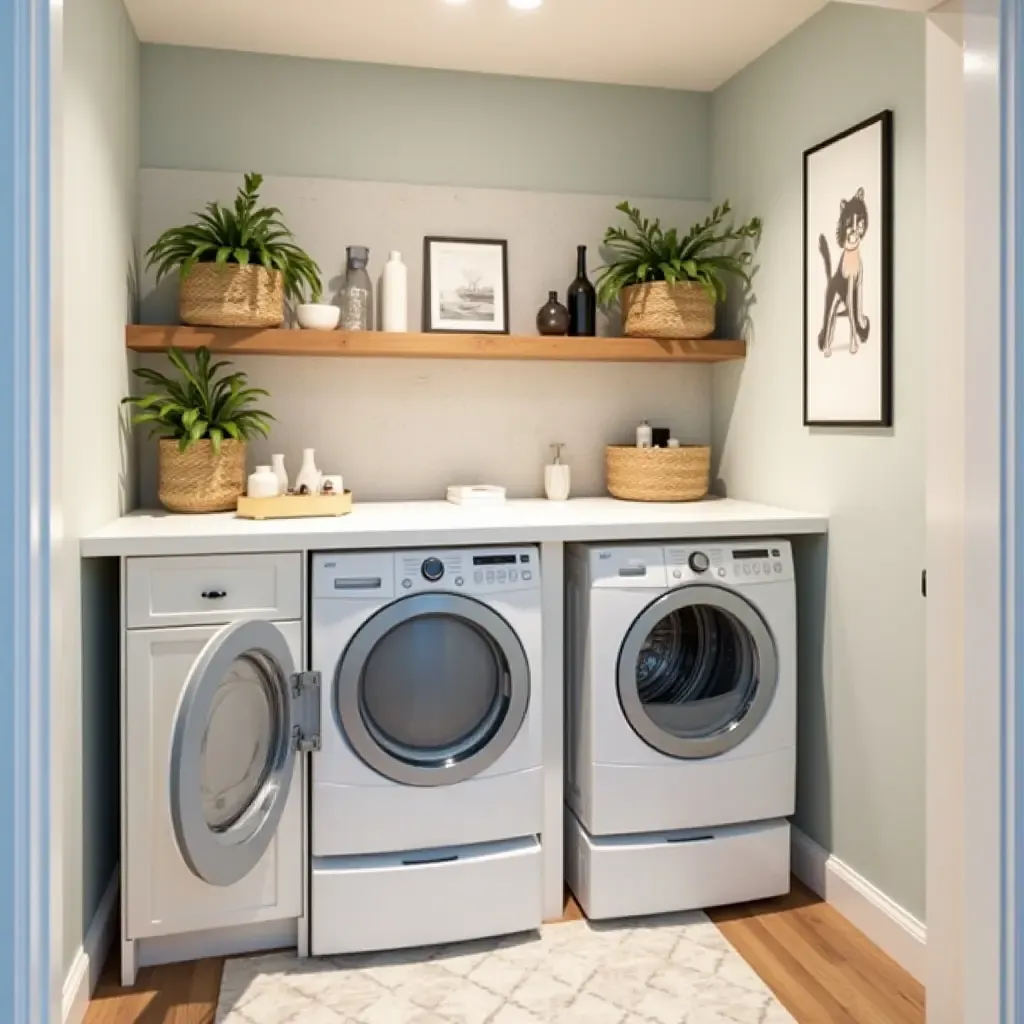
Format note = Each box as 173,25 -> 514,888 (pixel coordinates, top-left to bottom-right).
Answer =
158,439 -> 247,513
179,264 -> 285,328
621,281 -> 716,340
606,444 -> 711,502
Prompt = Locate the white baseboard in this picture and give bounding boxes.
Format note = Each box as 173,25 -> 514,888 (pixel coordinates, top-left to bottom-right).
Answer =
791,828 -> 926,983
62,870 -> 118,1024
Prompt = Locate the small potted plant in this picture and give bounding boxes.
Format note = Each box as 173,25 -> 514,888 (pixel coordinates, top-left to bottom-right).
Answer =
146,172 -> 321,328
123,346 -> 273,513
596,201 -> 762,340
296,273 -> 340,331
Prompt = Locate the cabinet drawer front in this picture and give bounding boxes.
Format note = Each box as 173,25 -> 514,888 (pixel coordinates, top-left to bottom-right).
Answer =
126,554 -> 302,628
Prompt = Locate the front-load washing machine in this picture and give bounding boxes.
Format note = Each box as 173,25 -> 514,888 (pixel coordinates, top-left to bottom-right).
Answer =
565,541 -> 797,920
310,546 -> 544,954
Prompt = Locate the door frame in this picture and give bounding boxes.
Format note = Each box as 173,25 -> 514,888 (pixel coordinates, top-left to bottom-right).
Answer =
0,0 -> 53,1020
925,0 -> 1016,1020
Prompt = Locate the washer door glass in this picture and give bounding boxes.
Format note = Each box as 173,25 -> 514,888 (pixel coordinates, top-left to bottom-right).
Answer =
617,584 -> 778,760
171,620 -> 297,887
336,593 -> 530,786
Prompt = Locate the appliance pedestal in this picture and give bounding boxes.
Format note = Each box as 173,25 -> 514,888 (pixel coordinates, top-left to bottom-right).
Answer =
565,811 -> 790,921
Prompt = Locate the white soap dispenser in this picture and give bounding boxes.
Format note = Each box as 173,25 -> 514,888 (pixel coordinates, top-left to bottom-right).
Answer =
545,443 -> 571,501
636,420 -> 653,449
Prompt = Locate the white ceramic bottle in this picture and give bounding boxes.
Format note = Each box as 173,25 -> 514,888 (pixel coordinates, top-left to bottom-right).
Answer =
295,448 -> 322,494
382,251 -> 408,332
636,420 -> 653,449
545,443 -> 571,501
271,453 -> 289,494
247,465 -> 279,498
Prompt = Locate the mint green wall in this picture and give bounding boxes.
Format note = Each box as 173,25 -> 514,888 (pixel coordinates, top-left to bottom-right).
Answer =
140,45 -> 710,200
711,2 -> 926,921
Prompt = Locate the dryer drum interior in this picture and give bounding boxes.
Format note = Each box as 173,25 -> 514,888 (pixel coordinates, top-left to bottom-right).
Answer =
336,593 -> 531,786
618,586 -> 779,759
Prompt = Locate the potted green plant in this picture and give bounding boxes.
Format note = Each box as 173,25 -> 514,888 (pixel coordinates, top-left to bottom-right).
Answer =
296,272 -> 340,331
146,172 -> 321,328
596,201 -> 762,340
123,346 -> 273,513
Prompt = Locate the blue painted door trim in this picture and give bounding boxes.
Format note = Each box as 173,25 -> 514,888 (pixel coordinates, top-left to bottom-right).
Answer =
0,0 -> 51,1021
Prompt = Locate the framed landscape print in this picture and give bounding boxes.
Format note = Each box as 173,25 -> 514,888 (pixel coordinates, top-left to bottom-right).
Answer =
803,110 -> 893,427
423,237 -> 510,334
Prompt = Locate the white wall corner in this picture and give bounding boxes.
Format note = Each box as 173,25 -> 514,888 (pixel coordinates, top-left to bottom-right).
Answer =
791,829 -> 926,983
62,871 -> 118,1024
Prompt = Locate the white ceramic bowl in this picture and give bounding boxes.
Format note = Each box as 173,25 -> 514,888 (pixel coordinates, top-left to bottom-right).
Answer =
297,303 -> 341,331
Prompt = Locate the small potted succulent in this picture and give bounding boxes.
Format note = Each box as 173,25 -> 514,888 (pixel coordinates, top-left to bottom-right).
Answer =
146,172 -> 321,328
596,201 -> 762,340
123,346 -> 273,513
296,273 -> 340,331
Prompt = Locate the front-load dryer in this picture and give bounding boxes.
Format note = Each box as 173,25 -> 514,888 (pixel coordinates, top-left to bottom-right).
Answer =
310,547 -> 544,954
564,541 -> 796,920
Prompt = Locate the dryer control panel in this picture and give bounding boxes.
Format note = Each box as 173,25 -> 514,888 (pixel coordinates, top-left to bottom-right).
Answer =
584,541 -> 794,588
665,541 -> 794,586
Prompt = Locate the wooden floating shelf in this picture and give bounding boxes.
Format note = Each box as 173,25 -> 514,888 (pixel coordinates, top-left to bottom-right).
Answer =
125,325 -> 746,364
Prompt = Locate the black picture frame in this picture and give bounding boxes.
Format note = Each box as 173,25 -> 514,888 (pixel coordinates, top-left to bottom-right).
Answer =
422,236 -> 510,335
803,110 -> 894,427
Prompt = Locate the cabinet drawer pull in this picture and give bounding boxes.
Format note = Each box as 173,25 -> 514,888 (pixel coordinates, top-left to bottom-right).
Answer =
201,589 -> 227,600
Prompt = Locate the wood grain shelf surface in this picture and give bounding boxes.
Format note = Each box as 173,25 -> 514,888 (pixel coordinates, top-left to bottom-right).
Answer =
125,325 -> 746,364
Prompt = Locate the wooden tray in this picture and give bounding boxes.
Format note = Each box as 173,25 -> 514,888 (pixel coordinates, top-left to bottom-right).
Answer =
236,491 -> 353,520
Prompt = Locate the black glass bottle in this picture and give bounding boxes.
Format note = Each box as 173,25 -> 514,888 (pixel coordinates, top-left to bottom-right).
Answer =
567,245 -> 597,337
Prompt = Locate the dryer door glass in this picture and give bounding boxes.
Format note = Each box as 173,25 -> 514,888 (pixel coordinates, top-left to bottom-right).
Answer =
336,593 -> 530,786
170,620 -> 298,887
618,584 -> 778,759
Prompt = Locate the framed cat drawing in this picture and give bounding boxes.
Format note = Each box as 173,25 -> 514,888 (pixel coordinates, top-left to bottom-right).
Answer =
803,110 -> 893,427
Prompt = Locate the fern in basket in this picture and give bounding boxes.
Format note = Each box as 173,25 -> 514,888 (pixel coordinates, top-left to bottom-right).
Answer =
596,200 -> 762,306
145,172 -> 321,303
122,346 -> 273,453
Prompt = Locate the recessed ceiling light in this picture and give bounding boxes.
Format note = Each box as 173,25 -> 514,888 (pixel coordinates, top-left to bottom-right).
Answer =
508,0 -> 544,9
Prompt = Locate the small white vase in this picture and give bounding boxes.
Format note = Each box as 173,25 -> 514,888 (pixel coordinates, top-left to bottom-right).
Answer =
271,453 -> 289,494
297,303 -> 341,331
381,251 -> 408,332
295,448 -> 322,494
247,465 -> 279,498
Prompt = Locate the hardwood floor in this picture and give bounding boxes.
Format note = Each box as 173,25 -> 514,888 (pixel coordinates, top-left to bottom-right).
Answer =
86,883 -> 924,1024
708,883 -> 925,1023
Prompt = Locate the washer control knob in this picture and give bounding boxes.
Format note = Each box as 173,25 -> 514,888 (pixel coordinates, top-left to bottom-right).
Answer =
421,557 -> 445,582
688,551 -> 710,574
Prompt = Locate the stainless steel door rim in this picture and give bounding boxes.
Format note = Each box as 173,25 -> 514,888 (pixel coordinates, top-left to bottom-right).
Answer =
617,584 -> 778,760
170,619 -> 297,886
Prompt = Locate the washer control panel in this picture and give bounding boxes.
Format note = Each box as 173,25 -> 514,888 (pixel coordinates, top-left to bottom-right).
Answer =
399,547 -> 540,594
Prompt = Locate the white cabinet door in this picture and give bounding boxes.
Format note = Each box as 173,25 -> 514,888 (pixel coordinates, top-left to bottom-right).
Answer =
125,621 -> 307,940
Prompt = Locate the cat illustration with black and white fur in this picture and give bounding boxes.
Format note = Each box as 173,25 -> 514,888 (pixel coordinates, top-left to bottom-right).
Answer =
817,187 -> 870,357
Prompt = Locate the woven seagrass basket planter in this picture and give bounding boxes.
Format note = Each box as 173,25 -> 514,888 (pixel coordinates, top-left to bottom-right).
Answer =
621,281 -> 716,340
179,264 -> 285,328
158,439 -> 247,513
606,445 -> 711,503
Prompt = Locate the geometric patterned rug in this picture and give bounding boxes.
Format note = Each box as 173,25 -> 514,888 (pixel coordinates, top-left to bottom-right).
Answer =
215,912 -> 794,1024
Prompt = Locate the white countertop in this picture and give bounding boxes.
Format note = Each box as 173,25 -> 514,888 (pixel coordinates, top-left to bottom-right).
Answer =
80,497 -> 827,558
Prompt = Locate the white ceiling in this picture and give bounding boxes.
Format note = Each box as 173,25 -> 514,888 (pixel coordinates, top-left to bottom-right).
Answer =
125,0 -> 835,92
